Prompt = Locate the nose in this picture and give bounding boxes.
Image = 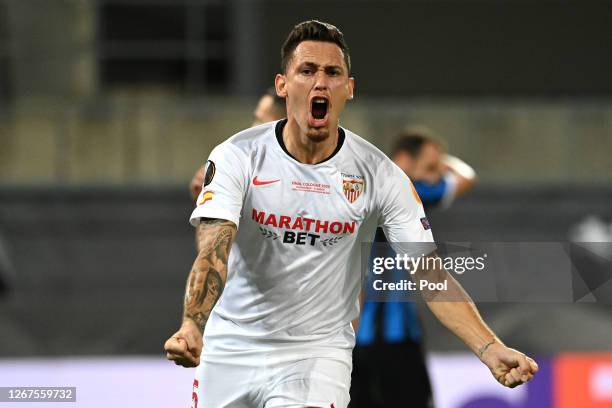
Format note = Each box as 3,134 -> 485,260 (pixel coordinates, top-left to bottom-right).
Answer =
314,69 -> 328,91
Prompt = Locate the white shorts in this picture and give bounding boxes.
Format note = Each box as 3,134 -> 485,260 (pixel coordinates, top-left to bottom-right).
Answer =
190,355 -> 352,408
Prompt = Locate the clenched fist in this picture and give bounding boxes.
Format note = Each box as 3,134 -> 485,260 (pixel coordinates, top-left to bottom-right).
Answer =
164,319 -> 203,368
480,342 -> 539,388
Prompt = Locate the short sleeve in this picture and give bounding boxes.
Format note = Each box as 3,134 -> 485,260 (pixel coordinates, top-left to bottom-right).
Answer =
189,143 -> 247,228
377,162 -> 436,257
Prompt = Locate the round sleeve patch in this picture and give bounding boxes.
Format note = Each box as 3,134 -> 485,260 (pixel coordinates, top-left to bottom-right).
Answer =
203,160 -> 216,187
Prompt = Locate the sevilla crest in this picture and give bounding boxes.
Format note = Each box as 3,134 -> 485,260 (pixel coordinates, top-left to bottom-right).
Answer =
342,177 -> 364,203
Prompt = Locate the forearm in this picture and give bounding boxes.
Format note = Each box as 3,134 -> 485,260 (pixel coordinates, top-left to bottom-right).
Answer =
183,220 -> 235,334
417,256 -> 499,356
427,295 -> 500,357
183,252 -> 226,334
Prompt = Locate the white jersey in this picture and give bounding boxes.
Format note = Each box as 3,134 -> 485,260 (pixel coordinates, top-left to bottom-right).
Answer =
190,120 -> 435,362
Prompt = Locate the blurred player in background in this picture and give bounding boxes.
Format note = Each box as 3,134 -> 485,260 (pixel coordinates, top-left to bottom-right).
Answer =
351,128 -> 477,408
165,20 -> 537,408
189,87 -> 286,201
392,127 -> 476,208
252,87 -> 287,126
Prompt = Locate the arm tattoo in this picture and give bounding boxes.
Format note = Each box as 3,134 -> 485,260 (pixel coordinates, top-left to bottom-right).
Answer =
184,218 -> 236,333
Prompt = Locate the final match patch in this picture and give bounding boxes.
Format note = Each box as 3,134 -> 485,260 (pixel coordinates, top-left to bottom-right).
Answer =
203,160 -> 216,187
420,217 -> 431,230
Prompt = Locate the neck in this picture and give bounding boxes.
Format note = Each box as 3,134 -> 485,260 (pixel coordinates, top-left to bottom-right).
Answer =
282,117 -> 339,164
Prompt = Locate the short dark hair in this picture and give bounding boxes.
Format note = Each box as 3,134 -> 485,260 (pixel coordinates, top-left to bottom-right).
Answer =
392,127 -> 443,158
280,20 -> 351,74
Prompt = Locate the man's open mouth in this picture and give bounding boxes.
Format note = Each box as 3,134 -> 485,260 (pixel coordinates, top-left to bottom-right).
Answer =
311,97 -> 329,120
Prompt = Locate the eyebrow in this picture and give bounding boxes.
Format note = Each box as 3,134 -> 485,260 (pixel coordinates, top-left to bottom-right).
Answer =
299,61 -> 344,72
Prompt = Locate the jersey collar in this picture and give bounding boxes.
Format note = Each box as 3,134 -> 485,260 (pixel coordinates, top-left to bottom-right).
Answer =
274,119 -> 345,165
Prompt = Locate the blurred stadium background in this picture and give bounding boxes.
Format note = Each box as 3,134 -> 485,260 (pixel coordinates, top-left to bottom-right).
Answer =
1,1 -> 611,407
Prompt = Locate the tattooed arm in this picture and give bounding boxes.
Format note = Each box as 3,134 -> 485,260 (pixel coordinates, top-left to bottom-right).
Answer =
164,218 -> 237,367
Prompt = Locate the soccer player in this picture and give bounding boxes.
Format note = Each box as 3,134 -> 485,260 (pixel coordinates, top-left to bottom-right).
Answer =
352,129 -> 477,407
189,87 -> 287,202
252,87 -> 287,126
391,127 -> 476,208
165,20 -> 538,408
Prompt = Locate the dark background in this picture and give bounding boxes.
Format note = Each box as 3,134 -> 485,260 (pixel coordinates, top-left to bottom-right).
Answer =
3,0 -> 609,97
255,0 -> 612,96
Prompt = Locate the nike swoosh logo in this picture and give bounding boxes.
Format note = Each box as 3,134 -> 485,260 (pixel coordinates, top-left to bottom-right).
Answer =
253,176 -> 280,186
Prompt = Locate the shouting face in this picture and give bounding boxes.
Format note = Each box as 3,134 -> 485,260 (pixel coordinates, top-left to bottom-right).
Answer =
275,40 -> 354,142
